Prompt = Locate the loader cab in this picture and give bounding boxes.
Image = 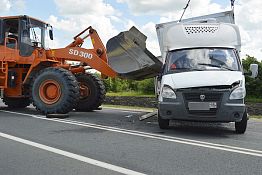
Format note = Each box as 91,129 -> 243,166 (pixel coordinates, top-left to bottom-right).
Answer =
0,16 -> 53,57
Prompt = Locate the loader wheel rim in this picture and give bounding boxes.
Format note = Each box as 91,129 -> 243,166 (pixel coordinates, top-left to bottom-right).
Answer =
79,83 -> 90,99
39,80 -> 61,104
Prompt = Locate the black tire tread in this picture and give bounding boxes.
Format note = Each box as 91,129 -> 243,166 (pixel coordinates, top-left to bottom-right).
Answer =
235,110 -> 248,134
30,67 -> 79,114
75,73 -> 105,111
158,111 -> 170,129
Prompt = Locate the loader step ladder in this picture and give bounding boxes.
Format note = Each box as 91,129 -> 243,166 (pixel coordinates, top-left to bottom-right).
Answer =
0,61 -> 8,88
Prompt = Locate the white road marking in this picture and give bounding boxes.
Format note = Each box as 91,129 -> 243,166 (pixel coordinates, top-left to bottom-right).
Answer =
102,107 -> 153,113
1,110 -> 262,157
0,132 -> 145,175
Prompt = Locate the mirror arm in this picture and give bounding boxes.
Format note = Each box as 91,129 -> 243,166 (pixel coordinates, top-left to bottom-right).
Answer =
243,71 -> 251,76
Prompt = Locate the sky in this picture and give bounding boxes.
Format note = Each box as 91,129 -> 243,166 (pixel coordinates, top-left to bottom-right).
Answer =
0,0 -> 261,60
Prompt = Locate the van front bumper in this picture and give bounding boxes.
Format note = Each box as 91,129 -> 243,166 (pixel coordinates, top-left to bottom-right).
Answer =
158,91 -> 246,122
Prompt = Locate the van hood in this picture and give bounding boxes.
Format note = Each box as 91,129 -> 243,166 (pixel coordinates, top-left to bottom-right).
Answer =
163,71 -> 243,89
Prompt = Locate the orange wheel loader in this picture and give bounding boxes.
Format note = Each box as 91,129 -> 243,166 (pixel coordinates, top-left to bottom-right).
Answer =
0,15 -> 120,114
0,15 -> 162,114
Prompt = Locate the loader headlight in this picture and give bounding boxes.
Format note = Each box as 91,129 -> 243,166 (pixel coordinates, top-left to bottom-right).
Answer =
162,85 -> 177,99
229,87 -> 246,100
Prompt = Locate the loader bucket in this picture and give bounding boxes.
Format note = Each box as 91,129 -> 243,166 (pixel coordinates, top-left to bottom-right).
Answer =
106,26 -> 162,80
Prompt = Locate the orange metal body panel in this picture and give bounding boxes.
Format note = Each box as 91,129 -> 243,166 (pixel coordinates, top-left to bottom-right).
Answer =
4,68 -> 29,97
46,47 -> 117,78
46,27 -> 117,78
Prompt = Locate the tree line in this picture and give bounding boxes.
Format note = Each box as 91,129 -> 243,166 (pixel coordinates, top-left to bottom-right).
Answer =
103,76 -> 155,94
242,55 -> 262,98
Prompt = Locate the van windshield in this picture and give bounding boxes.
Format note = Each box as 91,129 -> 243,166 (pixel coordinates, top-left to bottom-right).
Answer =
165,48 -> 240,73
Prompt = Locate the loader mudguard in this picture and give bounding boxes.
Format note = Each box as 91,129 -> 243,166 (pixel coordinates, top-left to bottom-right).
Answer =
106,26 -> 163,80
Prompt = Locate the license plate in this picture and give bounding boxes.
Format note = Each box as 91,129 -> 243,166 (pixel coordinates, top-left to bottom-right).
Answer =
188,102 -> 217,111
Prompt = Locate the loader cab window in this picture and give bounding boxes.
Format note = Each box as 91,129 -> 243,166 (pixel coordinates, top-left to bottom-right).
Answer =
2,19 -> 19,49
20,18 -> 46,57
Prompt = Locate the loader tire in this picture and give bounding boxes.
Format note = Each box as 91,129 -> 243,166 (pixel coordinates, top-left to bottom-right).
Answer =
75,73 -> 105,111
2,97 -> 30,108
30,67 -> 80,114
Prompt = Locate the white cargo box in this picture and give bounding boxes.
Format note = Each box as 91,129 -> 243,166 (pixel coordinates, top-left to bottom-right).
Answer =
156,11 -> 241,62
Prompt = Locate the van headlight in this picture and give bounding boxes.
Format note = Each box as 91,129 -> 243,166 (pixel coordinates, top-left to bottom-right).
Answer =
229,87 -> 246,100
162,86 -> 177,99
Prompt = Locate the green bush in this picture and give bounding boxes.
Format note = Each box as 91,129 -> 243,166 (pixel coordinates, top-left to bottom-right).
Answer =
103,77 -> 155,94
137,78 -> 155,94
242,55 -> 262,98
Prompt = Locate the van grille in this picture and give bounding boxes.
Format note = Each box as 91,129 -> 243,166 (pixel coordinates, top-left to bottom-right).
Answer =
183,92 -> 222,116
183,92 -> 222,102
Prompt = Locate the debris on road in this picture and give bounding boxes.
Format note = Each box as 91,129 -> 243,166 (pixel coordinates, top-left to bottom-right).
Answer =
139,110 -> 157,121
46,113 -> 69,119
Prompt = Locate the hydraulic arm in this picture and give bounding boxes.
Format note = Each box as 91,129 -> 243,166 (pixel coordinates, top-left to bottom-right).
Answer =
46,26 -> 117,78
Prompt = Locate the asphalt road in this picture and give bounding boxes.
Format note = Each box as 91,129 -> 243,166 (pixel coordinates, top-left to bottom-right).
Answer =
0,103 -> 261,175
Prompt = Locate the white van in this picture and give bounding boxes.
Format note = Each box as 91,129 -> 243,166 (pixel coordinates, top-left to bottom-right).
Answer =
156,11 -> 258,133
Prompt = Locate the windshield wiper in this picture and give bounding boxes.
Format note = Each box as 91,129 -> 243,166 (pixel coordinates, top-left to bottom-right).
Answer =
171,67 -> 204,72
197,63 -> 234,71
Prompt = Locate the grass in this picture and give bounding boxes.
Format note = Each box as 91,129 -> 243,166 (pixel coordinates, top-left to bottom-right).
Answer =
106,91 -> 155,97
250,115 -> 262,119
245,97 -> 262,103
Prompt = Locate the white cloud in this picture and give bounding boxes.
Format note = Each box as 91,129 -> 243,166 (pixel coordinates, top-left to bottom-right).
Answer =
0,0 -> 12,12
117,0 -> 226,17
54,0 -> 117,16
117,0 -> 229,57
11,0 -> 25,12
124,19 -> 136,29
48,15 -> 119,43
48,0 -> 121,48
117,0 -> 185,15
140,22 -> 160,56
119,0 -> 262,60
0,0 -> 25,13
234,0 -> 262,59
48,15 -> 78,32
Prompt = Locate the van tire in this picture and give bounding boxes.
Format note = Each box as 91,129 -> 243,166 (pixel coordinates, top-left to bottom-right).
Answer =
235,110 -> 248,134
158,112 -> 170,129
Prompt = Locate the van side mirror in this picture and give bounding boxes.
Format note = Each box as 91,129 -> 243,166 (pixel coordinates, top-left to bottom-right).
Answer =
49,29 -> 53,40
250,64 -> 258,78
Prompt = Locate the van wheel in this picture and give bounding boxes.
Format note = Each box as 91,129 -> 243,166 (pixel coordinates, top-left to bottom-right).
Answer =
235,110 -> 248,134
158,111 -> 170,129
